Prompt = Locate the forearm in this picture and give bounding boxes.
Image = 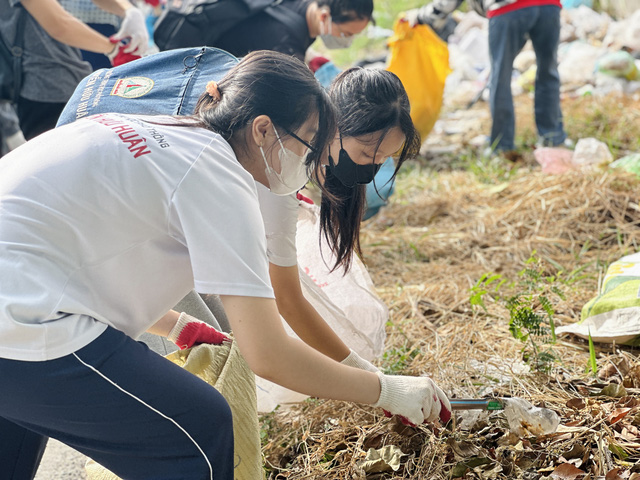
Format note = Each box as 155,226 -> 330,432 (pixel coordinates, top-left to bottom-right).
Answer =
146,310 -> 181,337
271,263 -> 350,362
278,296 -> 350,362
91,0 -> 134,17
22,0 -> 114,54
260,335 -> 380,404
221,295 -> 381,405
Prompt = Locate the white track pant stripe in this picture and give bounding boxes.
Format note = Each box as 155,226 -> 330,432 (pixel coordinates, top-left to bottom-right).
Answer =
73,352 -> 214,480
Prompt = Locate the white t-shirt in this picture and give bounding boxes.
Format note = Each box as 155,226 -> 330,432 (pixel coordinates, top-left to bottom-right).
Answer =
0,113 -> 273,361
256,182 -> 300,268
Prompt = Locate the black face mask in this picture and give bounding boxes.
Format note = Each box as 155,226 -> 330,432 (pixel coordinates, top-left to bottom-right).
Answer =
327,137 -> 382,188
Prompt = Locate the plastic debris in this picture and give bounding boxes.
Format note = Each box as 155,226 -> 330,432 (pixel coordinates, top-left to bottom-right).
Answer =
572,137 -> 613,166
503,398 -> 560,437
534,147 -> 575,174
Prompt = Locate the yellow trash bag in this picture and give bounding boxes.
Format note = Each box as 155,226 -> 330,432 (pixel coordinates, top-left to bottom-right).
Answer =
86,341 -> 264,480
387,19 -> 452,140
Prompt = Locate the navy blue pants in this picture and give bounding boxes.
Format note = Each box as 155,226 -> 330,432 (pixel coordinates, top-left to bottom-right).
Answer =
0,327 -> 234,479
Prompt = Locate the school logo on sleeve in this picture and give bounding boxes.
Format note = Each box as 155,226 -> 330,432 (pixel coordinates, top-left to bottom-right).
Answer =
110,77 -> 154,98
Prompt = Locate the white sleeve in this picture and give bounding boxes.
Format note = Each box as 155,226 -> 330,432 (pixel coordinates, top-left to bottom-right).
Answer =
170,141 -> 274,298
256,182 -> 299,268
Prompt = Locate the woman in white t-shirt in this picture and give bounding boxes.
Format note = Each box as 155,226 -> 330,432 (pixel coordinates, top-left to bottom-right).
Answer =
0,51 -> 449,479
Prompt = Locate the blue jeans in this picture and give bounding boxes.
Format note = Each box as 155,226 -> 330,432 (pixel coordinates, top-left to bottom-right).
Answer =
0,327 -> 234,480
488,6 -> 566,151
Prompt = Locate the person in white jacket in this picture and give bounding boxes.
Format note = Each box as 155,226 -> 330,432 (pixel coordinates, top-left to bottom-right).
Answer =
0,51 -> 450,480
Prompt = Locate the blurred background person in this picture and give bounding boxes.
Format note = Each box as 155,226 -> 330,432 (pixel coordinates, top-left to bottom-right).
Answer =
0,0 -> 147,140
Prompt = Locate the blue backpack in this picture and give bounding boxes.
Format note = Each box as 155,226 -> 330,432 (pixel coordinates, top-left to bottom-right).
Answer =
57,47 -> 238,126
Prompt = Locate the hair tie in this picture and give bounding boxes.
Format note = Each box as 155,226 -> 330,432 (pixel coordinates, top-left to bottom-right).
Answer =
206,81 -> 222,101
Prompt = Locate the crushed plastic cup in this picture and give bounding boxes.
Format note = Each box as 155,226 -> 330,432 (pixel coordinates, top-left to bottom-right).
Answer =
503,398 -> 560,437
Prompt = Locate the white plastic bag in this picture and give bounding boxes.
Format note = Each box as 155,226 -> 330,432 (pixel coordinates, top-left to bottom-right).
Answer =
256,201 -> 388,412
572,137 -> 613,166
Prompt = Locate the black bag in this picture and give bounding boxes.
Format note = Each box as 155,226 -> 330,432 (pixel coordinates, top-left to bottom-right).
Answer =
154,0 -> 273,50
0,8 -> 26,103
153,0 -> 304,51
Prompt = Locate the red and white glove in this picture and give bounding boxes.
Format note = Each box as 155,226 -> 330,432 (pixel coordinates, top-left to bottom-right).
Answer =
341,349 -> 379,373
107,41 -> 141,67
110,7 -> 148,55
167,313 -> 230,350
373,372 -> 452,426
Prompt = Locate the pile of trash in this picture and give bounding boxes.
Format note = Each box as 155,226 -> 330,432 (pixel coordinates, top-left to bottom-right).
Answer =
442,6 -> 640,108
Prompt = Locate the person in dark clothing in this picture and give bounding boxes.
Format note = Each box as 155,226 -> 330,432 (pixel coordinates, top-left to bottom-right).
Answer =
190,0 -> 373,61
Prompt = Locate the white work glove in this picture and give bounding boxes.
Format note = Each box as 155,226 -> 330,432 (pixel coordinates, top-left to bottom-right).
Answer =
111,7 -> 148,55
341,349 -> 379,373
400,8 -> 448,31
373,372 -> 452,426
401,8 -> 421,28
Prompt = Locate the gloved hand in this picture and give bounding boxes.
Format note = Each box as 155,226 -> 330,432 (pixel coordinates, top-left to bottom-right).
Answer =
373,372 -> 452,426
110,7 -> 148,55
168,313 -> 230,350
107,41 -> 141,67
341,349 -> 379,373
400,9 -> 422,28
400,9 -> 448,31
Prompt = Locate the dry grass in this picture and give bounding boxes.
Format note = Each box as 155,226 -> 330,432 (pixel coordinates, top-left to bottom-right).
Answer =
261,92 -> 640,478
261,164 -> 640,479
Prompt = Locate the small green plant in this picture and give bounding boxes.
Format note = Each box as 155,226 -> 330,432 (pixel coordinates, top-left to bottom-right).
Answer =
381,344 -> 420,374
469,272 -> 507,313
506,252 -> 566,373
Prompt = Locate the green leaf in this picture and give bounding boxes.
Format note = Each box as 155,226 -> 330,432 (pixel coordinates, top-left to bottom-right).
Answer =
588,329 -> 597,375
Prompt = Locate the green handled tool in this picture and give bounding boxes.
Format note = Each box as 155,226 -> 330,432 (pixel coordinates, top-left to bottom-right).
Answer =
450,398 -> 505,411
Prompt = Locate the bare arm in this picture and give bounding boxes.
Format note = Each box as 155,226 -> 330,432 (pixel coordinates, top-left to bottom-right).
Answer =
270,263 -> 351,362
21,0 -> 114,54
146,310 -> 181,337
220,295 -> 381,405
90,0 -> 133,16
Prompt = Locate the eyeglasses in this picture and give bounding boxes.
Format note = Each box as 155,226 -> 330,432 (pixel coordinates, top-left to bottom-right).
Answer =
282,128 -> 317,154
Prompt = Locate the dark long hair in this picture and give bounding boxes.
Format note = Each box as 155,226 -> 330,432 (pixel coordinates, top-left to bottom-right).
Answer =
193,50 -> 336,182
320,68 -> 421,272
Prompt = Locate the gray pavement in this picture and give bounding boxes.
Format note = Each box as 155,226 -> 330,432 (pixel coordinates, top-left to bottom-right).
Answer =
34,439 -> 87,480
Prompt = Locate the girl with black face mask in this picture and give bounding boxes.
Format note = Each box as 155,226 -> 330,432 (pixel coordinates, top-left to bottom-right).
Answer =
257,67 -> 422,384
321,67 -> 421,271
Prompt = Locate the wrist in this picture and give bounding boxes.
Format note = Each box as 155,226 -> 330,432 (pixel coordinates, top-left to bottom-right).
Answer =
167,312 -> 198,343
341,349 -> 379,373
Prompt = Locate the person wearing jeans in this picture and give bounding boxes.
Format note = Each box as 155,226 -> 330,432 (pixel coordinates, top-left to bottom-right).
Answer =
405,0 -> 567,153
488,6 -> 565,151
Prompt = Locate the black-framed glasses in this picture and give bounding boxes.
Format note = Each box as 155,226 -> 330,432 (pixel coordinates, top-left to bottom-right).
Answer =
282,128 -> 317,154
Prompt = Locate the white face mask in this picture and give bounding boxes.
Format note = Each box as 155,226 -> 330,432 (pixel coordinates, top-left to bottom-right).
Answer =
260,126 -> 309,196
319,16 -> 354,49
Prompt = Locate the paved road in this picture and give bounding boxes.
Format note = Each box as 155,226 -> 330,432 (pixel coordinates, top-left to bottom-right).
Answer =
34,439 -> 87,480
